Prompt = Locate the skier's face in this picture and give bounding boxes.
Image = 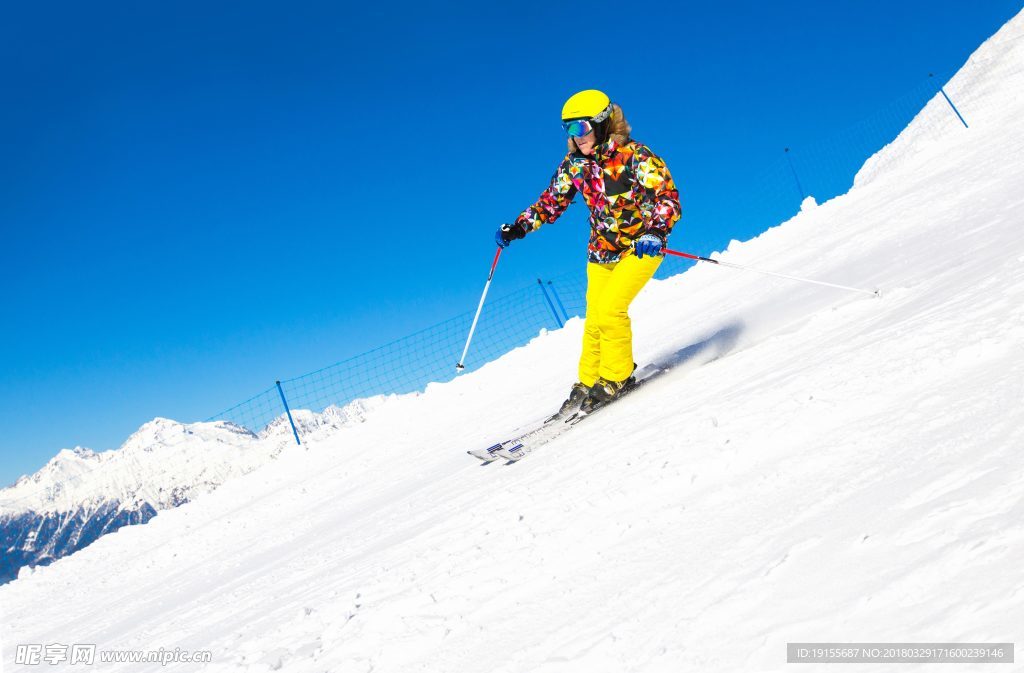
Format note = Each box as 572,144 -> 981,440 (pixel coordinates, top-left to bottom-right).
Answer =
575,131 -> 596,156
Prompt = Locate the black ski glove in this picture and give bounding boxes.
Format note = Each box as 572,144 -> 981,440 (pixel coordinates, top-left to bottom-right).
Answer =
495,222 -> 529,248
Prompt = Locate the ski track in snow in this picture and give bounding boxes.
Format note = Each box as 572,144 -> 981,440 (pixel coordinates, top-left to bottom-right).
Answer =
3,14 -> 1024,673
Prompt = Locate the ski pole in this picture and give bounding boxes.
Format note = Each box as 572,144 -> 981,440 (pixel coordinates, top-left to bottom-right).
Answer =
456,246 -> 503,371
662,248 -> 880,297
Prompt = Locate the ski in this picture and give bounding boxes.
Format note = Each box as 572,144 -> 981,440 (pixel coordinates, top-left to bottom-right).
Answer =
467,366 -> 668,464
467,439 -> 522,463
465,411 -> 562,463
466,416 -> 565,463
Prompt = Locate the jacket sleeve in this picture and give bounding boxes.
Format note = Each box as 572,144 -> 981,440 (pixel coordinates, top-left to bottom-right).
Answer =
632,146 -> 681,241
514,155 -> 577,232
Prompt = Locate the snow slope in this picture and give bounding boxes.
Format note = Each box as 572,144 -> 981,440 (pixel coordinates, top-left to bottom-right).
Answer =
3,12 -> 1024,673
0,401 -> 386,585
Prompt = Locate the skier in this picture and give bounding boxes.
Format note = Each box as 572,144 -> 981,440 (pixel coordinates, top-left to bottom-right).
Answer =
496,89 -> 681,415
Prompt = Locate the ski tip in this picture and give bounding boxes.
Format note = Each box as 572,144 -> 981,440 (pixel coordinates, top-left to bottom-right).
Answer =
467,450 -> 499,464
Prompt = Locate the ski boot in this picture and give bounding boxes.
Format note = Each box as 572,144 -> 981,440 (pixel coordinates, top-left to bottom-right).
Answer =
579,365 -> 637,414
547,381 -> 590,421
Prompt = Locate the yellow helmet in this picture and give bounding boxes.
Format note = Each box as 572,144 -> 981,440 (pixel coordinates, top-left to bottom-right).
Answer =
561,89 -> 611,121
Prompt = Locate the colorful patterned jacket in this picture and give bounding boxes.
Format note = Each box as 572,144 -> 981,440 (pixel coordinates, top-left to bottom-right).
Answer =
514,138 -> 681,263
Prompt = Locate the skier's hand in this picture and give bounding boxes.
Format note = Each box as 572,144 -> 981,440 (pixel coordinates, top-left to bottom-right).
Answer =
633,234 -> 664,259
495,222 -> 528,249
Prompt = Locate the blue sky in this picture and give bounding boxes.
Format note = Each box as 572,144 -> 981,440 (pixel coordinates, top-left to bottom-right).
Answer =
1,0 -> 1020,486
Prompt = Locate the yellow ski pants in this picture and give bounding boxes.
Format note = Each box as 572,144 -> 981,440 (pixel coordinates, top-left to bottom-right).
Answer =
579,253 -> 662,387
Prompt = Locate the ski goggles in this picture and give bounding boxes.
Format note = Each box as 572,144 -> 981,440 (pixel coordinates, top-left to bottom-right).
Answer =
562,104 -> 613,137
562,119 -> 595,137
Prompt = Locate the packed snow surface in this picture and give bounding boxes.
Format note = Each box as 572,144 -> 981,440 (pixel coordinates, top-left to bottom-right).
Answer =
2,13 -> 1023,673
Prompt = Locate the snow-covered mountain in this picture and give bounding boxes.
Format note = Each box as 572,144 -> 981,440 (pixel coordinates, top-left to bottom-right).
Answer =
0,398 -> 388,585
2,11 -> 1023,673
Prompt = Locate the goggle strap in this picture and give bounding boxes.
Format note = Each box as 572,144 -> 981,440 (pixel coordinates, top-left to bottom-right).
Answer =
590,103 -> 612,124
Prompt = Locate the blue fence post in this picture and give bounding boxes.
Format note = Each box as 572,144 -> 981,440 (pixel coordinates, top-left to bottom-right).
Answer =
930,73 -> 969,129
546,280 -> 571,323
536,279 -> 564,328
275,380 -> 302,446
784,147 -> 806,201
